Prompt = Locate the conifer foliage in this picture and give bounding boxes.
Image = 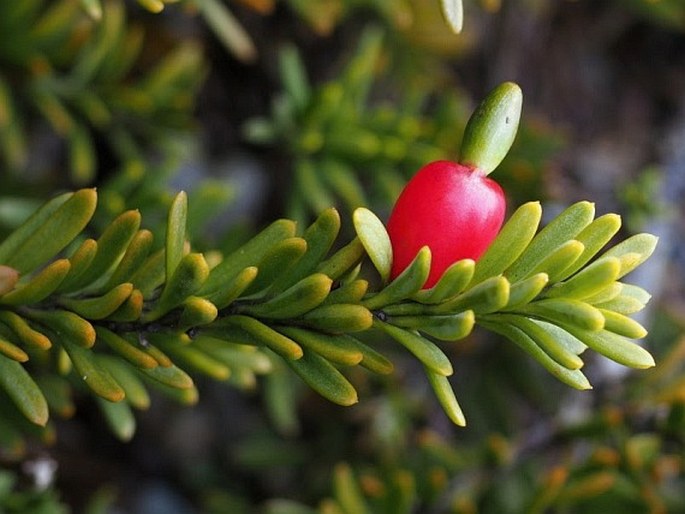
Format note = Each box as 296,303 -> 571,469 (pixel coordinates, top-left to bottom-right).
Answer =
0,136 -> 657,438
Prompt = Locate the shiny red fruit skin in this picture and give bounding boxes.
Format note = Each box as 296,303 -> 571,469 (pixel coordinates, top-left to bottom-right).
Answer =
387,160 -> 506,288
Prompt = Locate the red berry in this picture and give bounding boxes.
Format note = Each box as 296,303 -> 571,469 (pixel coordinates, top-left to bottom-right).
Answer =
387,160 -> 506,288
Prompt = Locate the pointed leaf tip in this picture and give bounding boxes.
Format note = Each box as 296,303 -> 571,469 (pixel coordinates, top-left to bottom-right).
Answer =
426,370 -> 466,426
353,208 -> 392,283
440,0 -> 464,34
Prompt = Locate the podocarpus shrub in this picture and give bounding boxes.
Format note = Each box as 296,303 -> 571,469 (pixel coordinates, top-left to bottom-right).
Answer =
0,82 -> 657,437
1,1 -> 677,512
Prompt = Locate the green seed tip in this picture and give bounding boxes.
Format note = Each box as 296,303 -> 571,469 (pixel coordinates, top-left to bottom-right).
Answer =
459,82 -> 523,175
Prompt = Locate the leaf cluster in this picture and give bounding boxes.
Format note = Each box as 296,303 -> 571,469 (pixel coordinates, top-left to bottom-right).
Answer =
243,25 -> 562,223
0,0 -> 205,185
258,328 -> 685,514
0,183 -> 657,444
243,27 -> 455,222
265,415 -> 685,514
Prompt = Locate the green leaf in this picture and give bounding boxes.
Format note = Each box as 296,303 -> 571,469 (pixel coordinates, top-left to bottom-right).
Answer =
72,0 -> 125,83
31,86 -> 75,135
278,327 -> 363,366
195,0 -> 257,62
299,304 -> 373,334
333,463 -> 371,514
322,279 -> 368,305
242,238 -> 308,296
193,338 -> 273,377
138,361 -> 195,390
376,320 -> 453,376
202,219 -> 296,298
177,296 -> 218,331
295,159 -> 336,215
602,233 -> 659,278
27,309 -> 96,348
0,310 -> 51,350
530,318 -> 587,355
0,334 -> 28,363
279,45 -> 311,114
156,340 -> 231,381
320,160 -> 367,211
583,282 -> 623,305
35,375 -> 75,418
340,26 -> 384,105
60,209 -> 141,292
0,191 -> 73,265
353,207 -> 392,283
425,369 -> 466,426
61,339 -> 126,402
545,257 -> 621,300
270,208 -> 340,293
80,0 -> 102,19
145,252 -> 209,321
351,339 -> 394,375
389,311 -> 475,342
595,294 -> 645,315
0,75 -> 28,169
0,259 -> 70,305
363,246 -> 430,310
505,201 -> 596,283
263,364 -> 299,436
413,258 -> 475,304
223,315 -> 303,360
59,283 -> 133,319
104,229 -> 154,290
137,0 -> 164,13
556,213 -> 622,279
523,298 -> 605,332
146,379 -> 199,405
481,320 -> 592,390
0,189 -> 97,274
471,201 -> 542,285
106,289 -> 144,322
504,273 -> 549,310
95,327 -> 158,370
498,314 -> 584,370
139,344 -> 173,368
599,309 -> 648,339
0,354 -> 48,426
619,283 -> 652,305
526,240 -> 585,283
97,397 -> 135,442
433,275 -> 510,314
206,266 -> 258,310
316,237 -> 366,281
57,238 -> 97,292
286,350 -> 358,406
243,273 -> 333,319
562,327 -> 655,369
166,191 -> 188,283
460,82 -> 523,175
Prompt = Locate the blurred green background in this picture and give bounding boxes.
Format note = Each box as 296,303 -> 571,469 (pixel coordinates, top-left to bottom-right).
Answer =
1,0 -> 685,512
